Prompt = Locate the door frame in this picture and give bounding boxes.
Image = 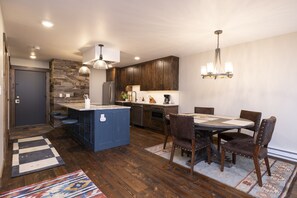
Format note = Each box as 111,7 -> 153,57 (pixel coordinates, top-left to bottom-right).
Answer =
10,66 -> 50,128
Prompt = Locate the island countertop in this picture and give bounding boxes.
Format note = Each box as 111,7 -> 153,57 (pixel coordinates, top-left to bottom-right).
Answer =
58,103 -> 131,111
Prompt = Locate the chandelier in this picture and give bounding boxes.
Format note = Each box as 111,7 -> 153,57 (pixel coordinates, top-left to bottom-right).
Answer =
93,44 -> 108,69
201,30 -> 233,79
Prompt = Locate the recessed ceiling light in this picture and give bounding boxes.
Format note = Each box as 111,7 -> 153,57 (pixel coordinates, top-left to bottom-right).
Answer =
42,20 -> 54,28
134,56 -> 140,60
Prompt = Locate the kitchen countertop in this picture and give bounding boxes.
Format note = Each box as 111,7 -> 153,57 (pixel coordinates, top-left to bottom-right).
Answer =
115,100 -> 179,107
58,103 -> 131,111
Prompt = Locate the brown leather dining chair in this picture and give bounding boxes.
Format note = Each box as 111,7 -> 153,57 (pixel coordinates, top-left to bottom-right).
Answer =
169,114 -> 211,175
163,115 -> 171,149
194,107 -> 215,141
194,107 -> 214,115
220,116 -> 277,187
163,107 -> 215,149
217,110 -> 262,151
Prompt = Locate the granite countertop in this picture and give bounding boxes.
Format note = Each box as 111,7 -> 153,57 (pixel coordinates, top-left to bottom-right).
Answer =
58,103 -> 131,111
115,100 -> 179,107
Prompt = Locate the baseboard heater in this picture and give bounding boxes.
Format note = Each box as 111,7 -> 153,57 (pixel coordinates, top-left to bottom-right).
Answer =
268,147 -> 297,162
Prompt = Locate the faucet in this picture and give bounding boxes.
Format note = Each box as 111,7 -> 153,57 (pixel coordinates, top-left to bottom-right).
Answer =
132,91 -> 137,102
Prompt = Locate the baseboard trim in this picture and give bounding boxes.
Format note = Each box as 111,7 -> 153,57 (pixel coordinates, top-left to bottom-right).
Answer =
268,147 -> 297,162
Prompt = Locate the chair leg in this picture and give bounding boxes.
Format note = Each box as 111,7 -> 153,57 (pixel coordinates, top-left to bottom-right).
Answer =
221,148 -> 225,172
217,134 -> 221,152
169,144 -> 176,166
253,156 -> 263,187
264,157 -> 271,176
190,148 -> 195,175
207,145 -> 211,164
232,153 -> 236,164
163,135 -> 169,149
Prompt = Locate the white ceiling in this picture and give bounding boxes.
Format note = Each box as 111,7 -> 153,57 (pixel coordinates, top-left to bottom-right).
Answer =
1,0 -> 297,67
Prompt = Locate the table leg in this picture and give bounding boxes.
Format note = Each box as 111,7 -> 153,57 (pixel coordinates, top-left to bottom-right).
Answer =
186,129 -> 233,168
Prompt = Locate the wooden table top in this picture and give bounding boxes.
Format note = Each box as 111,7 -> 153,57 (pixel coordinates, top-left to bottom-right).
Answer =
168,113 -> 254,130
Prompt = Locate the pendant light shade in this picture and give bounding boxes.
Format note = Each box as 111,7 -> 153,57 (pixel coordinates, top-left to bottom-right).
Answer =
93,44 -> 108,69
79,64 -> 91,76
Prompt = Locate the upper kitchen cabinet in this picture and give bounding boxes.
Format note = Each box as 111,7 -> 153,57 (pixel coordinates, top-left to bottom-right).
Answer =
125,66 -> 134,85
141,61 -> 153,90
132,65 -> 142,85
117,56 -> 179,91
152,60 -> 164,90
163,56 -> 179,90
119,67 -> 127,90
106,68 -> 116,82
141,56 -> 179,91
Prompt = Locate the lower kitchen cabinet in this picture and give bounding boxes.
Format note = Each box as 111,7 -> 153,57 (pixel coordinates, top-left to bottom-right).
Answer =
143,104 -> 178,133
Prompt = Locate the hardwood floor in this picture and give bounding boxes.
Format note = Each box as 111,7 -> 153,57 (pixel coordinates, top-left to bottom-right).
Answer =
9,124 -> 54,140
1,126 -> 296,197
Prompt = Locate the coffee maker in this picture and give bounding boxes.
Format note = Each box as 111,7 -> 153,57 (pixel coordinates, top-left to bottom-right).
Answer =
164,94 -> 170,104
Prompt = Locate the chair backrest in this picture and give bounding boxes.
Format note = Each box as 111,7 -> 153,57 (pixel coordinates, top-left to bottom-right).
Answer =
164,115 -> 171,135
240,110 -> 262,132
194,107 -> 214,115
254,116 -> 277,146
170,114 -> 195,140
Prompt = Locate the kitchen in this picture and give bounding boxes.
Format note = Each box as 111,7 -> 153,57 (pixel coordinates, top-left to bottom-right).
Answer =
0,1 -> 297,197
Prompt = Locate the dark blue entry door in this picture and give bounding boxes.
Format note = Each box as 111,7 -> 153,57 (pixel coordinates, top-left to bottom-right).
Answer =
15,70 -> 46,126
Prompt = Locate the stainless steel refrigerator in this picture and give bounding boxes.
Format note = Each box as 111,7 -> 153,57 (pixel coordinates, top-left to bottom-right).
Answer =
102,81 -> 115,105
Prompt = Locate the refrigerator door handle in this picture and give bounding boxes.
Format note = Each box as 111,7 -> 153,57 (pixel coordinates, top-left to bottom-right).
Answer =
109,85 -> 112,103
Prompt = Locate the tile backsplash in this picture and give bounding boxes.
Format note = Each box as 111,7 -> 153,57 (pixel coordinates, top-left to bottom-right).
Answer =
129,85 -> 179,105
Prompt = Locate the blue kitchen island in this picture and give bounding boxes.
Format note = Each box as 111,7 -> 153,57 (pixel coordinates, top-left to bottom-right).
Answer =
58,103 -> 130,152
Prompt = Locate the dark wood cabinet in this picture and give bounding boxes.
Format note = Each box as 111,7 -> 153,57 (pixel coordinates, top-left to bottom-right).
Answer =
152,60 -> 164,90
119,68 -> 127,90
163,56 -> 179,90
141,62 -> 153,91
142,104 -> 178,133
116,56 -> 179,92
143,105 -> 151,128
106,68 -> 116,82
132,65 -> 141,85
126,67 -> 134,85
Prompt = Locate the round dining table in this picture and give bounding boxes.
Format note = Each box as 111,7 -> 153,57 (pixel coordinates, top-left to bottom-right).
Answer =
167,113 -> 255,167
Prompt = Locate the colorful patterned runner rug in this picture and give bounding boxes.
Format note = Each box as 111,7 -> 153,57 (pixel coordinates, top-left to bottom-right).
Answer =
146,143 -> 297,198
12,136 -> 65,177
0,170 -> 107,197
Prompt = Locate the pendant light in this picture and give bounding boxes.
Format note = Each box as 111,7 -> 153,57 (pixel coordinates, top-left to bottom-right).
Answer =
93,44 -> 108,69
78,64 -> 91,76
201,30 -> 233,79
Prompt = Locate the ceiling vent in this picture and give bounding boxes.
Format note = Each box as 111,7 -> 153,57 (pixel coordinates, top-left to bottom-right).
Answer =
82,45 -> 120,65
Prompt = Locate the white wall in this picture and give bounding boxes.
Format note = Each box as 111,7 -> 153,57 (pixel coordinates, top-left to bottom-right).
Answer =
89,68 -> 106,103
10,58 -> 49,69
0,4 -> 5,177
179,32 -> 297,161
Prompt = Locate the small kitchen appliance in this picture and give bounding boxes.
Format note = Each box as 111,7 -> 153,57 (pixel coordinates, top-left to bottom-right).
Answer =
164,94 -> 170,104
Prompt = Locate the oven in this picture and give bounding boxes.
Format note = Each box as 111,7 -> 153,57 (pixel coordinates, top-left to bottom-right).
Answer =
151,108 -> 164,121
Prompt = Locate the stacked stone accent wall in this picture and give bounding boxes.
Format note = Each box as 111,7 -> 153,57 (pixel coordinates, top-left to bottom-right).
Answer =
50,59 -> 89,127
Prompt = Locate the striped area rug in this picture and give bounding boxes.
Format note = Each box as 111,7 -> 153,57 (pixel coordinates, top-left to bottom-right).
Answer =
146,143 -> 297,198
0,170 -> 107,197
12,136 -> 65,177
